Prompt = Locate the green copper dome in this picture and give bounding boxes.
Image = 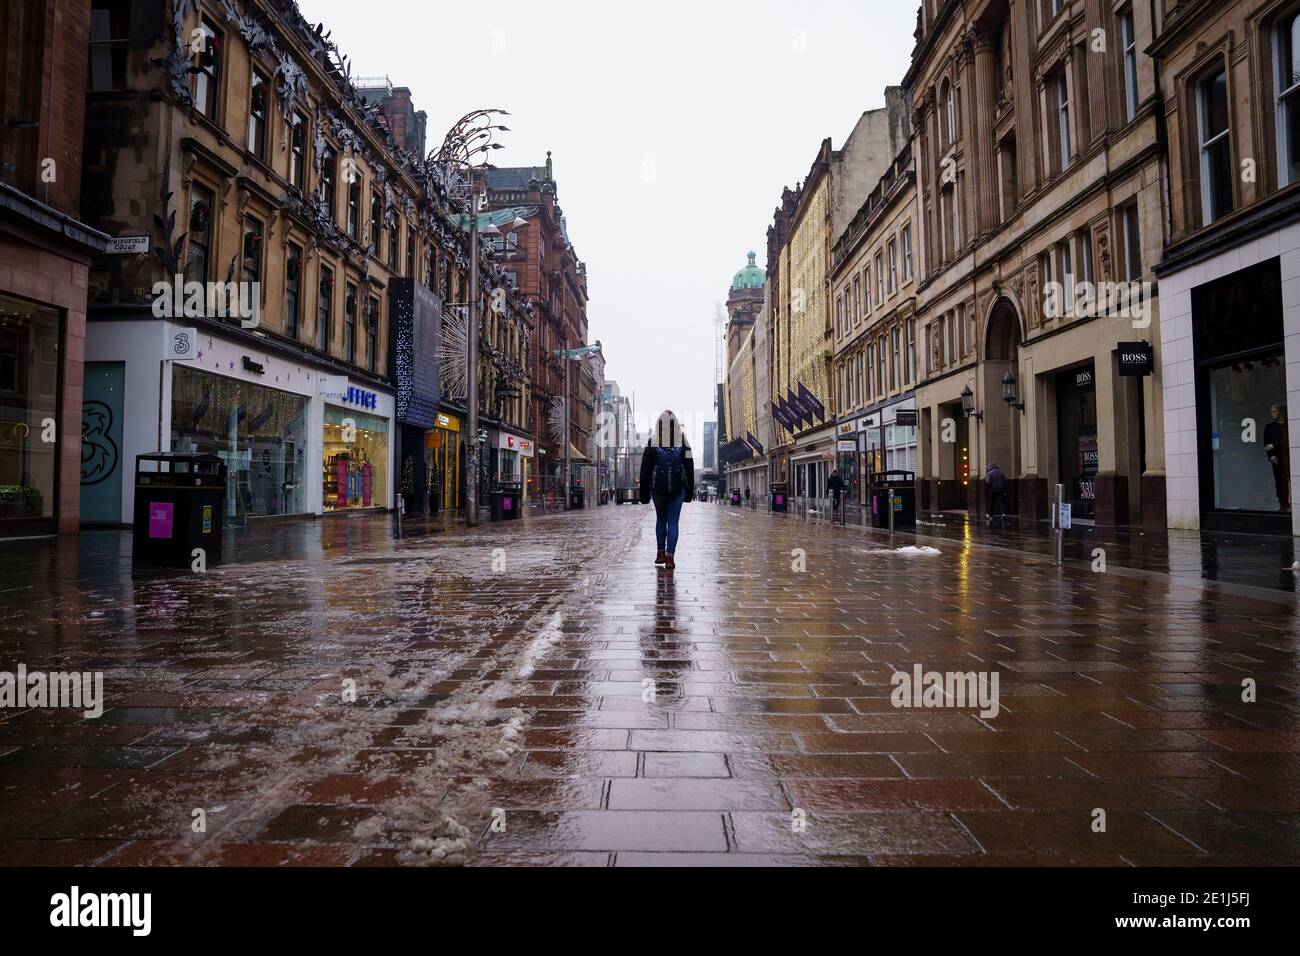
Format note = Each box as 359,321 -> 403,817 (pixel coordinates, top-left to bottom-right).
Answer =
731,251 -> 765,291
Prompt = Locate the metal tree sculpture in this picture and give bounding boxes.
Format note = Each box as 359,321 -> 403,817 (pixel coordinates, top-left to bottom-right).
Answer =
424,109 -> 511,203
435,306 -> 469,402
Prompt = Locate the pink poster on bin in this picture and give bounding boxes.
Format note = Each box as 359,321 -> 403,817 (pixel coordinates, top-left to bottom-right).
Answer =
148,502 -> 175,538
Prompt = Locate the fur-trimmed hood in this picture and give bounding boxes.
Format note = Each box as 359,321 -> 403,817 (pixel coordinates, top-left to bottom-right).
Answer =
648,410 -> 690,449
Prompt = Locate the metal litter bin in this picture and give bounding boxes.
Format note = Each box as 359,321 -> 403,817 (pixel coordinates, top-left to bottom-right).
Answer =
868,469 -> 916,530
132,453 -> 225,568
770,481 -> 788,513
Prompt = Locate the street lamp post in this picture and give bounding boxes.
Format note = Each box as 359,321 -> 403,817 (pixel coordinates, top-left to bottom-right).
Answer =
426,108 -> 512,527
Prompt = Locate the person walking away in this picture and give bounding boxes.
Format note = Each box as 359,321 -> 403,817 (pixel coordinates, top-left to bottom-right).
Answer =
828,469 -> 845,518
744,487 -> 751,503
640,410 -> 695,570
986,461 -> 1009,523
1263,404 -> 1290,512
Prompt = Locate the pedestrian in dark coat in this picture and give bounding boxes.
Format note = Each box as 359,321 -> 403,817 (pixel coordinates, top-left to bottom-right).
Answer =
986,461 -> 1009,522
639,410 -> 695,570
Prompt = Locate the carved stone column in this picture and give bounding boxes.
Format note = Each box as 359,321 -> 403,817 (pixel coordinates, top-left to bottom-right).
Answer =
971,27 -> 999,234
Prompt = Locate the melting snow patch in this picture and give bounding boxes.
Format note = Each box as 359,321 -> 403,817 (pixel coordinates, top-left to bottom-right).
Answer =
894,546 -> 941,555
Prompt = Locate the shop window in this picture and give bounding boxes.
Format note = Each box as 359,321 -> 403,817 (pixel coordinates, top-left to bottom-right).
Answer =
169,364 -> 308,522
185,184 -> 214,284
317,266 -> 334,351
323,407 -> 388,511
1276,10 -> 1300,187
191,19 -> 221,121
290,112 -> 307,190
89,0 -> 130,92
0,296 -> 61,524
1196,65 -> 1233,225
344,283 -> 357,364
285,242 -> 302,339
247,69 -> 269,160
906,317 -> 916,384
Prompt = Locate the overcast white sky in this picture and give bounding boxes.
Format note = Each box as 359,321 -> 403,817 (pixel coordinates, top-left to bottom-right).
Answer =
299,0 -> 918,444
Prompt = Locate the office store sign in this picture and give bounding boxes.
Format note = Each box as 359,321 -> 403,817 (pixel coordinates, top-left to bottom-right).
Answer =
319,374 -> 383,411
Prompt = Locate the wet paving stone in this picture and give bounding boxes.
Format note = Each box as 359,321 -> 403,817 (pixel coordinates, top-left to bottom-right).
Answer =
1,503 -> 1298,865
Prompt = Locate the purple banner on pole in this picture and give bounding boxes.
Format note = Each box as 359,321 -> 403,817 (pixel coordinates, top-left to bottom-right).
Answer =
797,382 -> 826,423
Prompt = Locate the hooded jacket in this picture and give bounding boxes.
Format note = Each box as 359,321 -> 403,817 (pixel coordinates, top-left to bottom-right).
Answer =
639,410 -> 695,504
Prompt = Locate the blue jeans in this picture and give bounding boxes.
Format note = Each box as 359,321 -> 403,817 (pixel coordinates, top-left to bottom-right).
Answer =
652,490 -> 685,554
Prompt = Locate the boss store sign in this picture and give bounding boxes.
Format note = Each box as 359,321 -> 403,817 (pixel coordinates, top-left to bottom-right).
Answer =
1116,341 -> 1153,377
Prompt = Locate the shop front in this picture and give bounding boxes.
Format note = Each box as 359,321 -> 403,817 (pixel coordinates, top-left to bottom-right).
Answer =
1055,362 -> 1099,522
1190,259 -> 1289,533
425,410 -> 463,513
495,430 -> 533,490
320,382 -> 393,513
0,294 -> 62,534
170,362 -> 310,524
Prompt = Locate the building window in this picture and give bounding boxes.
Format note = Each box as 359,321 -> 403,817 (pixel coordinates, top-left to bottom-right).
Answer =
347,179 -> 362,240
1121,202 -> 1141,280
879,336 -> 889,393
1197,65 -> 1233,225
370,192 -> 382,250
185,184 -> 214,284
853,275 -> 862,324
863,266 -> 872,313
241,215 -> 263,286
875,251 -> 884,303
1277,12 -> 1300,187
290,112 -> 307,190
406,231 -> 416,278
191,19 -> 221,121
855,352 -> 864,402
906,317 -> 916,384
321,147 -> 337,220
942,81 -> 955,146
389,220 -> 400,271
89,0 -> 130,91
1077,227 -> 1094,285
285,243 -> 302,339
344,283 -> 358,364
901,225 -> 914,280
317,266 -> 333,351
1121,7 -> 1139,122
366,297 -> 379,372
887,239 -> 898,293
957,303 -> 967,357
247,69 -> 269,160
946,312 -> 956,364
891,327 -> 901,389
1056,70 -> 1071,170
1057,239 -> 1073,312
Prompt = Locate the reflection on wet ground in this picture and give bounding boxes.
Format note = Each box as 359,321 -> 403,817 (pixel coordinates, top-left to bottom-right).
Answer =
1,502 -> 1298,865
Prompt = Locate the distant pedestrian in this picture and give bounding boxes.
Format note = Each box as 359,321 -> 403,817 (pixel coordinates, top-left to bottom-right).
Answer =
1263,404 -> 1290,512
828,469 -> 844,517
986,461 -> 1008,523
744,486 -> 751,502
640,410 -> 695,570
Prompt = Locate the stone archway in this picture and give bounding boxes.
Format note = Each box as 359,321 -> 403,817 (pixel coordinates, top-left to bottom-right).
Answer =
981,296 -> 1023,513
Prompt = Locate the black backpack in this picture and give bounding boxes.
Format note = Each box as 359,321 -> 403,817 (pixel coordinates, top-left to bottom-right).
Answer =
652,446 -> 684,495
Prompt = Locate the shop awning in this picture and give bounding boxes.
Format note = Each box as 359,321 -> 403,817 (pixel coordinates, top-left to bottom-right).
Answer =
565,443 -> 592,463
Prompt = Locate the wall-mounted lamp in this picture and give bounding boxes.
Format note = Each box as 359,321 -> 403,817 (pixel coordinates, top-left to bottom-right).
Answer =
1001,369 -> 1025,412
960,384 -> 982,421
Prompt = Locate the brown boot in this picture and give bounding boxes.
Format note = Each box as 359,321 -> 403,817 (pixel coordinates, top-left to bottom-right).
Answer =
654,550 -> 667,565
663,554 -> 675,570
